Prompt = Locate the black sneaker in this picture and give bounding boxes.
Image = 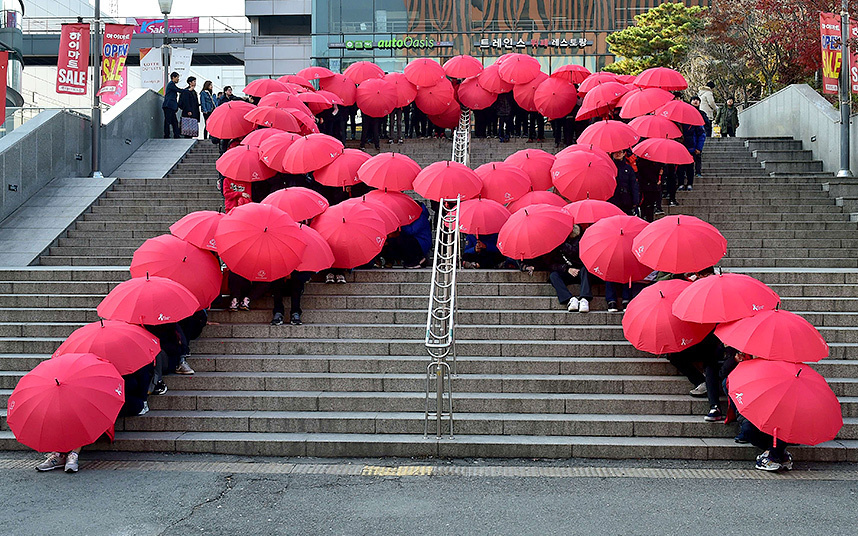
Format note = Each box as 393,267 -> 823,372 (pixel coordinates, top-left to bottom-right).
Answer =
607,301 -> 619,313
151,381 -> 168,396
668,200 -> 679,207
704,405 -> 724,422
290,313 -> 303,325
271,313 -> 284,326
655,208 -> 665,215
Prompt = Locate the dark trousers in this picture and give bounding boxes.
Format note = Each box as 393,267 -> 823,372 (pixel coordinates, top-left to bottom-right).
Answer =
271,272 -> 311,316
551,119 -> 564,145
360,116 -> 380,148
693,152 -> 702,176
678,163 -> 696,187
228,272 -> 252,300
202,111 -> 212,139
667,349 -> 721,408
381,234 -> 424,266
721,125 -> 736,137
497,115 -> 511,140
640,189 -> 660,222
528,112 -> 544,140
663,165 -> 678,202
163,108 -> 180,138
462,250 -> 504,268
549,269 -> 591,304
389,108 -> 403,141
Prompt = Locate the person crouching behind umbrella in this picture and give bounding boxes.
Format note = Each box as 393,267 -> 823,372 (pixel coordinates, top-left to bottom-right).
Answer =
462,233 -> 503,269
523,225 -> 592,313
270,271 -> 312,326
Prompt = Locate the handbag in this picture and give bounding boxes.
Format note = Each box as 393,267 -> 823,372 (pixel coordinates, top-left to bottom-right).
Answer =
181,116 -> 199,137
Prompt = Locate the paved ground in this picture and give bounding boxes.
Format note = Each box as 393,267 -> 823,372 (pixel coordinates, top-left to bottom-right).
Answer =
1,452 -> 857,535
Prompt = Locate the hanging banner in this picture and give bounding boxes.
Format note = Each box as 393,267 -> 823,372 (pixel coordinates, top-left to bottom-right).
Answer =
169,47 -> 194,82
820,12 -> 842,95
101,65 -> 127,106
56,22 -> 90,95
849,17 -> 858,94
98,24 -> 134,99
139,47 -> 165,94
1,52 -> 8,120
133,17 -> 199,34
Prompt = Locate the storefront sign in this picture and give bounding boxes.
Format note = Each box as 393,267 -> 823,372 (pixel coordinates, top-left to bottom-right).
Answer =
139,47 -> 165,93
330,37 -> 453,50
476,36 -> 591,51
56,22 -> 90,95
98,24 -> 134,104
133,17 -> 199,34
169,47 -> 194,82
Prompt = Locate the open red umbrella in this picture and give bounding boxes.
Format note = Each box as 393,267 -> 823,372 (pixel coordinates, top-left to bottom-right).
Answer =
498,53 -> 542,84
654,100 -> 704,125
205,100 -> 256,139
319,74 -> 358,106
477,64 -> 514,94
243,78 -> 288,97
216,145 -> 276,182
357,152 -> 421,192
404,58 -> 446,87
563,199 -> 626,224
384,72 -> 418,108
716,309 -> 828,363
443,55 -> 483,79
258,132 -> 301,172
53,321 -> 160,375
297,66 -> 335,80
628,115 -> 682,139
130,234 -> 222,310
315,90 -> 345,105
513,72 -> 548,113
214,203 -> 308,281
632,214 -> 727,273
356,78 -> 398,118
622,279 -> 716,354
428,100 -> 462,129
635,67 -> 688,91
6,353 -> 125,453
281,133 -> 344,174
727,360 -> 842,446
344,61 -> 385,84
364,190 -> 422,225
413,161 -> 482,201
97,275 -> 200,325
578,120 -> 640,153
415,78 -> 455,115
533,77 -> 578,119
504,149 -> 555,191
257,92 -> 313,116
240,128 -> 282,148
551,147 -> 618,202
311,202 -> 387,268
507,190 -> 567,213
576,81 -> 628,120
457,198 -> 511,235
457,77 -> 498,110
577,72 -> 620,93
579,215 -> 653,284
341,197 -> 400,234
632,138 -> 694,165
261,187 -> 329,221
497,204 -> 575,260
295,224 -> 335,272
313,148 -> 371,187
292,109 -> 320,135
619,88 -> 675,119
475,162 -> 531,204
551,64 -> 591,84
278,74 -> 314,90
244,106 -> 301,132
169,210 -> 224,252
673,273 -> 781,324
298,92 -> 331,106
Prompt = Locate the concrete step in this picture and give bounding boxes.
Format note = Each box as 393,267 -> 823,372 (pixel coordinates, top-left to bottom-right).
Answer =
745,139 -> 803,151
752,150 -> 815,162
761,160 -> 824,173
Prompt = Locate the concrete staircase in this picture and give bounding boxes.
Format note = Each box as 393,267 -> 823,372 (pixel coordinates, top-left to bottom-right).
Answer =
746,137 -> 826,175
1,137 -> 857,461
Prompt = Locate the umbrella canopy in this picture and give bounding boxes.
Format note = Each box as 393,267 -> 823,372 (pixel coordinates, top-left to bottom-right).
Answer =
297,92 -> 331,106
363,190 -> 423,226
281,133 -> 344,174
343,61 -> 385,84
277,74 -> 313,89
413,160 -> 482,201
169,210 -> 224,252
635,67 -> 688,91
443,55 -> 483,79
622,279 -> 716,354
457,77 -> 498,110
258,132 -> 301,173
205,100 -> 256,140
214,203 -> 308,281
576,81 -> 629,121
727,360 -> 842,446
319,74 -> 358,106
297,66 -> 335,80
356,78 -> 398,118
292,109 -> 320,135
340,197 -> 401,234
244,106 -> 301,132
498,53 -> 542,84
632,214 -> 727,273
311,202 -> 387,268
6,353 -> 125,453
533,77 -> 578,119
507,190 -> 567,213
428,100 -> 462,129
257,93 -> 313,116
562,199 -> 626,224
477,64 -> 514,94
313,148 -> 371,187
628,115 -> 683,139
216,145 -> 276,182
504,149 -> 556,191
458,198 -> 511,235
315,90 -> 345,105
357,152 -> 421,192
497,204 -> 575,260
577,72 -> 620,93
550,64 -> 591,84
673,273 -> 781,324
415,78 -> 455,116
243,78 -> 289,97
513,72 -> 548,113
53,321 -> 160,375
578,120 -> 640,153
97,276 -> 200,325
654,100 -> 704,125
715,309 -> 829,363
632,137 -> 694,165
130,234 -> 222,310
384,72 -> 418,108
475,162 -> 531,204
551,146 -> 618,201
261,187 -> 329,221
579,215 -> 653,284
240,128 -> 282,149
295,224 -> 335,272
619,88 -> 675,119
404,58 -> 446,87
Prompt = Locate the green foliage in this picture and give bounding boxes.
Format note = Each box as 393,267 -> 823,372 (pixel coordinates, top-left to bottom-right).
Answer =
604,2 -> 707,75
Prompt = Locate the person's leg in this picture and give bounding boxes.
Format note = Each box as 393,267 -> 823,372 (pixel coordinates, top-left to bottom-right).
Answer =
578,268 -> 594,300
289,272 -> 311,319
359,116 -> 370,148
170,110 -> 181,139
549,270 -> 574,305
271,278 -> 285,319
693,152 -> 702,177
665,165 -> 678,204
163,108 -> 171,138
202,112 -> 211,139
666,351 -> 706,386
537,115 -> 545,140
703,357 -> 722,409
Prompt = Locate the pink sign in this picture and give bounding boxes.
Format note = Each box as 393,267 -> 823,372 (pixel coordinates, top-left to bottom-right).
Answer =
134,17 -> 199,34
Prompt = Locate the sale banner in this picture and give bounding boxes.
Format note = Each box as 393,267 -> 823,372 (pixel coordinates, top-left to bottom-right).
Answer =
1,51 -> 7,119
848,17 -> 858,94
56,22 -> 90,95
98,24 -> 134,99
139,47 -> 165,94
133,17 -> 199,34
101,64 -> 127,105
820,12 -> 842,95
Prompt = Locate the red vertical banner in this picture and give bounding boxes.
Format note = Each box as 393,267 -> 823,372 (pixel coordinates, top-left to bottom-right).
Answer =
821,12 -> 842,95
97,24 -> 134,102
56,22 -> 90,95
0,51 -> 8,120
849,17 -> 858,94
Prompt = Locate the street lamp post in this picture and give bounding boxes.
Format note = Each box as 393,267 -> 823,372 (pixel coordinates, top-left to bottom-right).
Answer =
838,0 -> 854,178
91,0 -> 102,178
158,0 -> 174,93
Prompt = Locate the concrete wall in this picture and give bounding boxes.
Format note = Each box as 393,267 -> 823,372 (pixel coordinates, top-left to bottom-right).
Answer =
100,88 -> 164,176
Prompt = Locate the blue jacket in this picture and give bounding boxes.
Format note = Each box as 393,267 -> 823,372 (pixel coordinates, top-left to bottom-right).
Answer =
464,234 -> 499,255
682,123 -> 706,153
162,80 -> 181,110
200,90 -> 216,114
400,203 -> 432,255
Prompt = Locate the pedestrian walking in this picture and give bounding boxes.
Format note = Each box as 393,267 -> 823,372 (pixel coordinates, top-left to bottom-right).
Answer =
678,116 -> 706,191
688,96 -> 708,179
162,71 -> 183,139
715,97 -> 740,137
178,76 -> 200,138
697,82 -> 717,137
200,80 -> 216,139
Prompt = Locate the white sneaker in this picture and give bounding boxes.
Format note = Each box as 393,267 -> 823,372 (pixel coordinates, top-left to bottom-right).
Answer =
36,452 -> 66,472
690,382 -> 708,397
566,297 -> 579,312
64,451 -> 79,473
578,298 -> 590,313
138,401 -> 150,416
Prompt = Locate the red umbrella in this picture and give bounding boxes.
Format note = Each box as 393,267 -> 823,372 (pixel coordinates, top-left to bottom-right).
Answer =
214,203 -> 308,282
497,204 -> 575,260
504,149 -> 555,191
507,190 -> 567,213
281,133 -> 344,174
513,72 -> 548,112
313,148 -> 372,187
632,214 -> 727,273
578,120 -> 640,153
384,72 -> 418,108
727,360 -> 842,446
619,88 -> 675,119
635,67 -> 688,91
475,162 -> 531,204
311,202 -> 387,268
281,81 -> 311,94
404,58 -> 446,87
579,215 -> 653,284
498,53 -> 542,84
364,190 -> 422,225
357,152 -> 421,192
533,77 -> 578,119
415,78 -> 455,116
261,187 -> 329,221
628,115 -> 682,139
130,234 -> 222,310
297,66 -> 335,80
53,321 -> 160,375
240,128 -> 282,148
563,199 -> 626,224
319,74 -> 357,106
216,145 -> 276,182
443,55 -> 483,79
278,74 -> 314,89
632,138 -> 694,165
716,309 -> 829,363
477,64 -> 514,94
298,92 -> 331,105
654,100 -> 704,125
6,353 -> 125,453
205,100 -> 256,139
315,90 -> 345,105
356,78 -> 398,118
428,100 -> 462,129
622,279 -> 716,354
243,78 -> 288,97
457,77 -> 498,110
258,132 -> 301,172
577,72 -> 620,93
295,224 -> 335,272
458,198 -> 511,235
292,109 -> 320,135
413,160 -> 482,201
169,210 -> 224,252
97,276 -> 200,325
576,82 -> 629,121
551,64 -> 591,84
244,106 -> 301,132
617,74 -> 637,84
673,274 -> 781,324
551,147 -> 618,202
257,93 -> 313,116
341,197 -> 400,234
343,61 -> 385,84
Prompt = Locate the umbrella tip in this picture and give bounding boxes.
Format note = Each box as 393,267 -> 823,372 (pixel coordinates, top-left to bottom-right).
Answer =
100,319 -> 104,327
146,272 -> 149,281
343,217 -> 346,223
796,368 -> 802,378
524,209 -> 529,216
55,378 -> 60,386
659,290 -> 664,298
182,256 -> 187,262
264,227 -> 268,232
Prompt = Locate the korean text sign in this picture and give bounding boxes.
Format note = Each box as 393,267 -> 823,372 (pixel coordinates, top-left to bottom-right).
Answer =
56,23 -> 90,95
